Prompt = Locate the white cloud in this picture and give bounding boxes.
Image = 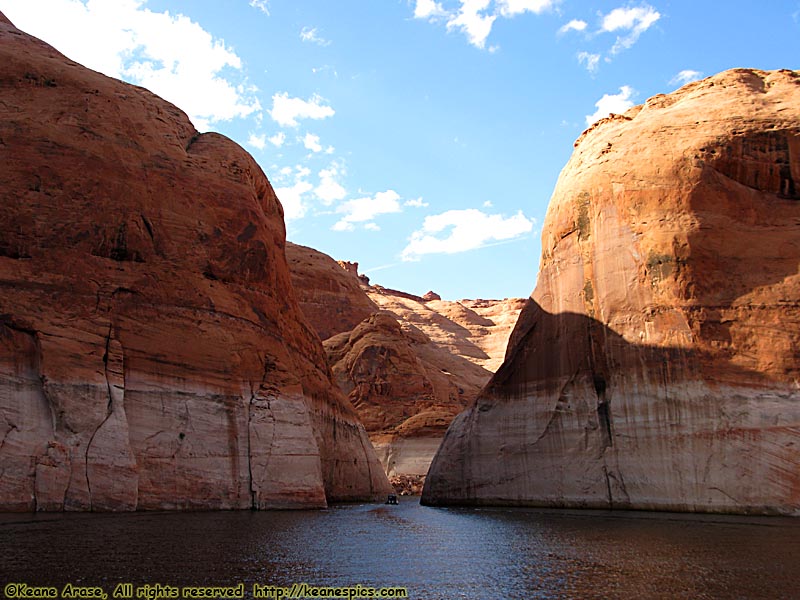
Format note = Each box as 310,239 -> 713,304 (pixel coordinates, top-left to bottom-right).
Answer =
402,208 -> 534,260
496,0 -> 557,17
303,133 -> 323,153
559,18 -> 587,34
247,133 -> 266,150
364,223 -> 381,231
414,0 -> 555,49
275,180 -> 312,222
446,0 -> 497,49
670,69 -> 703,86
483,200 -> 493,208
300,26 -> 331,46
332,190 -> 402,231
577,51 -> 600,74
269,92 -> 335,127
295,165 -> 311,180
414,0 -> 448,19
249,0 -> 270,15
585,85 -> 635,126
1,0 -> 260,131
600,4 -> 660,54
269,132 -> 286,147
315,164 -> 347,205
405,197 -> 429,208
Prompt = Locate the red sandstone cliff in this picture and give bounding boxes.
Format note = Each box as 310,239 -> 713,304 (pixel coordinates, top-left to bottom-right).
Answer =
286,243 -> 379,341
0,14 -> 390,511
286,243 -> 523,490
423,68 -> 800,515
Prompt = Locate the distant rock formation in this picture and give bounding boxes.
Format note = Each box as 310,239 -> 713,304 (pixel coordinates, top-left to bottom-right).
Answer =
368,291 -> 527,374
287,243 -> 379,340
423,69 -> 800,515
423,291 -> 441,302
0,13 -> 390,511
285,243 -> 524,490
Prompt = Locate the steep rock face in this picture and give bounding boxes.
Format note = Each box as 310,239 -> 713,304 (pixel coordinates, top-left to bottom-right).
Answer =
368,290 -> 526,374
284,244 -> 524,486
325,312 -> 487,482
424,69 -> 800,515
286,243 -> 378,340
0,14 -> 390,511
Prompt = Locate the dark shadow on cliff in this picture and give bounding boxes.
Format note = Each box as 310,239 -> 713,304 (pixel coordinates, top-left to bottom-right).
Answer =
422,297 -> 799,509
489,298 -> 789,407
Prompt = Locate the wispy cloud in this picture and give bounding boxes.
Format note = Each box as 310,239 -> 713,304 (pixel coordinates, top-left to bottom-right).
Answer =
402,208 -> 534,260
414,0 -> 556,50
585,85 -> 635,126
332,191 -> 403,232
670,69 -> 703,86
269,93 -> 335,127
249,0 -> 269,15
559,18 -> 587,34
362,262 -> 402,274
577,51 -> 600,74
249,0 -> 270,15
300,26 -> 331,46
405,197 -> 430,208
600,4 -> 661,54
496,0 -> 558,17
1,0 -> 260,131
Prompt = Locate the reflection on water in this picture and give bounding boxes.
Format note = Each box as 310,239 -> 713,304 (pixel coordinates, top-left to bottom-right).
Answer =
2,498 -> 799,599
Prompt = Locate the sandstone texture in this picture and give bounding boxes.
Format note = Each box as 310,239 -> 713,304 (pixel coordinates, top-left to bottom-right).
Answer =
424,69 -> 800,515
325,311 -> 486,482
286,243 -> 378,341
285,244 -> 524,488
0,14 -> 390,511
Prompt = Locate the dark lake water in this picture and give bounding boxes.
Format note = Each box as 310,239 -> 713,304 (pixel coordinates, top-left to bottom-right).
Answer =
2,498 -> 799,599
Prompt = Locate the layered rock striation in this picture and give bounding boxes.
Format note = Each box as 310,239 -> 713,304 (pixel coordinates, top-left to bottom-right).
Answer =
286,243 -> 523,488
325,311 -> 486,484
424,69 -> 800,515
0,14 -> 390,511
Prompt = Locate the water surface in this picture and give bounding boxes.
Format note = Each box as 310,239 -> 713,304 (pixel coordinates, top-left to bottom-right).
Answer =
2,499 -> 799,599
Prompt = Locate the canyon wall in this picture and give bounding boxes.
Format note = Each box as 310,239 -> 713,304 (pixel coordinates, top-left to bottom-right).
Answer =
0,13 -> 390,511
285,243 -> 378,341
423,68 -> 800,515
286,243 -> 523,490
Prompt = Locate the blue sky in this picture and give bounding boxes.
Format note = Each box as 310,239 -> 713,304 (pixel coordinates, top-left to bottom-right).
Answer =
3,1 -> 799,300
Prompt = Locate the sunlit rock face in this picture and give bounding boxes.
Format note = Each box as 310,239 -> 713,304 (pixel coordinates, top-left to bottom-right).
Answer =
0,13 -> 391,511
286,243 -> 525,489
285,243 -> 379,341
424,69 -> 800,515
